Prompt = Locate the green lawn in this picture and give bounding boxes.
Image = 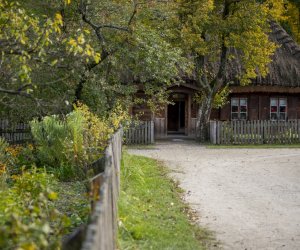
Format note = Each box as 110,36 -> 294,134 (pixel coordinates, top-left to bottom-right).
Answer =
118,153 -> 212,250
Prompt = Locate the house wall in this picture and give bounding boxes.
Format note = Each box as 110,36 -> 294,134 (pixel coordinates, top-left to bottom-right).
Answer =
211,93 -> 300,121
130,85 -> 200,138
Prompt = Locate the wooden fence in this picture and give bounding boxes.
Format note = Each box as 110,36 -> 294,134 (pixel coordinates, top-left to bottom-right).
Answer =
0,120 -> 31,144
210,120 -> 300,145
124,121 -> 154,145
63,129 -> 123,250
154,118 -> 166,139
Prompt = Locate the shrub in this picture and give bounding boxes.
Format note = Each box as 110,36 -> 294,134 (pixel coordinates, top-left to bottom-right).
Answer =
0,138 -> 9,188
30,104 -> 125,180
0,169 -> 70,250
30,115 -> 70,169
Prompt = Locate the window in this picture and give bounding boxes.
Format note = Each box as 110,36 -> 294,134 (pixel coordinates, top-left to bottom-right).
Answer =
270,97 -> 287,120
231,98 -> 247,120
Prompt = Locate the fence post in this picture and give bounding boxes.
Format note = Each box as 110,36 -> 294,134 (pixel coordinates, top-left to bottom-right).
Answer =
150,120 -> 154,144
210,121 -> 217,144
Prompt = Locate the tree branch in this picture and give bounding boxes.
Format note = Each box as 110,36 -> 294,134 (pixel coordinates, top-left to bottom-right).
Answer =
0,87 -> 36,101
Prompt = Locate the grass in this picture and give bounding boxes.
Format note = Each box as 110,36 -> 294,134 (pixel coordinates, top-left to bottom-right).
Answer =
55,181 -> 90,231
207,144 -> 300,149
125,144 -> 157,150
118,153 -> 212,250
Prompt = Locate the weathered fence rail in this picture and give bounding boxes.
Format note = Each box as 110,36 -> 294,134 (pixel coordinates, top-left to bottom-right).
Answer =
63,129 -> 123,250
0,120 -> 31,144
124,121 -> 154,145
210,120 -> 300,145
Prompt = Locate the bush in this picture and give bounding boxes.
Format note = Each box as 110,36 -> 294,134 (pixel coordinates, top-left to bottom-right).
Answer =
0,138 -> 10,188
30,115 -> 70,169
0,169 -> 70,250
30,103 -> 127,180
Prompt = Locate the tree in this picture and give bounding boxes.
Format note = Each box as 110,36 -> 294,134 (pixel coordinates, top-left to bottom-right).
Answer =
0,0 -> 188,121
72,0 -> 188,112
176,0 -> 285,140
0,0 -> 101,121
283,0 -> 300,43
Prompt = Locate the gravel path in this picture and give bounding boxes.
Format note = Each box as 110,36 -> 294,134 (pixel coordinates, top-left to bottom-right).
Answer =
128,140 -> 300,250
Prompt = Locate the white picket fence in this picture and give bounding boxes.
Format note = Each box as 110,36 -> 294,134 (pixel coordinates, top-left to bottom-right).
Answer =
210,120 -> 300,145
124,121 -> 154,145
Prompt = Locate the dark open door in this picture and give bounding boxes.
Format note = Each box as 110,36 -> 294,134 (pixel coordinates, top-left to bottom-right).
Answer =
167,101 -> 185,134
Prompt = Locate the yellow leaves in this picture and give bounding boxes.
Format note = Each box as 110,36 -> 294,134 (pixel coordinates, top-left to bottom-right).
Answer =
94,53 -> 101,64
84,29 -> 91,34
262,0 -> 287,21
1,1 -> 67,87
0,163 -> 6,175
67,35 -> 101,63
213,85 -> 231,109
65,0 -> 71,4
68,38 -> 77,47
226,13 -> 278,85
6,145 -> 23,158
77,34 -> 85,45
19,242 -> 38,250
50,59 -> 58,66
71,103 -> 113,161
53,13 -> 63,33
55,13 -> 63,26
47,192 -> 58,201
20,37 -> 26,45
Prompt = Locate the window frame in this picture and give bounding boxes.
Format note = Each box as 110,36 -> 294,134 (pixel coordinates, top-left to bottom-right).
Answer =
270,97 -> 287,121
231,97 -> 248,120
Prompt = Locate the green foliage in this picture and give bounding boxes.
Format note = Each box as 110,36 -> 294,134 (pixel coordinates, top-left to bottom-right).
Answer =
29,111 -> 86,180
0,138 -> 10,171
282,1 -> 300,43
30,104 -> 126,180
0,138 -> 9,188
30,116 -> 69,169
0,169 -> 70,250
0,0 -> 62,86
213,85 -> 231,109
178,0 -> 280,84
118,153 -> 212,249
54,181 -> 90,229
14,144 -> 37,171
0,0 -> 191,122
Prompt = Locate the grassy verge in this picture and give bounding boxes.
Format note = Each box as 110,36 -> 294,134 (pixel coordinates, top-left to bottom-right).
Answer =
207,144 -> 300,149
118,153 -> 211,250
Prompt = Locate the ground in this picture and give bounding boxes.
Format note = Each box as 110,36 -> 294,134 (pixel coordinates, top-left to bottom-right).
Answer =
129,140 -> 300,250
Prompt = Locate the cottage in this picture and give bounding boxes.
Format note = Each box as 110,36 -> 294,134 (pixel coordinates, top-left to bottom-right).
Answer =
131,83 -> 200,138
211,22 -> 300,122
131,23 -> 300,140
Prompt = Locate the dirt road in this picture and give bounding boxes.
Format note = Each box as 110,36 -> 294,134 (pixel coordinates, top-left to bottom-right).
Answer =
128,140 -> 300,250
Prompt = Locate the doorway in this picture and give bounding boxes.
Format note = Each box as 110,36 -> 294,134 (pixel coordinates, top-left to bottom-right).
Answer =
167,101 -> 186,134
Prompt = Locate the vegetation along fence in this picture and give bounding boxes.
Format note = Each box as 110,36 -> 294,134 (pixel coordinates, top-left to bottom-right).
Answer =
210,120 -> 300,145
63,129 -> 123,250
124,120 -> 154,145
0,120 -> 31,144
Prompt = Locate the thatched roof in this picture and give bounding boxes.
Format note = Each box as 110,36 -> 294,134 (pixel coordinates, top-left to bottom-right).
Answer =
183,22 -> 300,90
252,22 -> 300,87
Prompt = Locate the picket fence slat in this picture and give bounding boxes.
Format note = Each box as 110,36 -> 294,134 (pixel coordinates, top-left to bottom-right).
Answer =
124,120 -> 154,145
0,120 -> 31,144
210,119 -> 300,145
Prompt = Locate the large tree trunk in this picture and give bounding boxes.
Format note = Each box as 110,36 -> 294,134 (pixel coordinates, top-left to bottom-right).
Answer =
195,1 -> 232,142
196,91 -> 214,142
